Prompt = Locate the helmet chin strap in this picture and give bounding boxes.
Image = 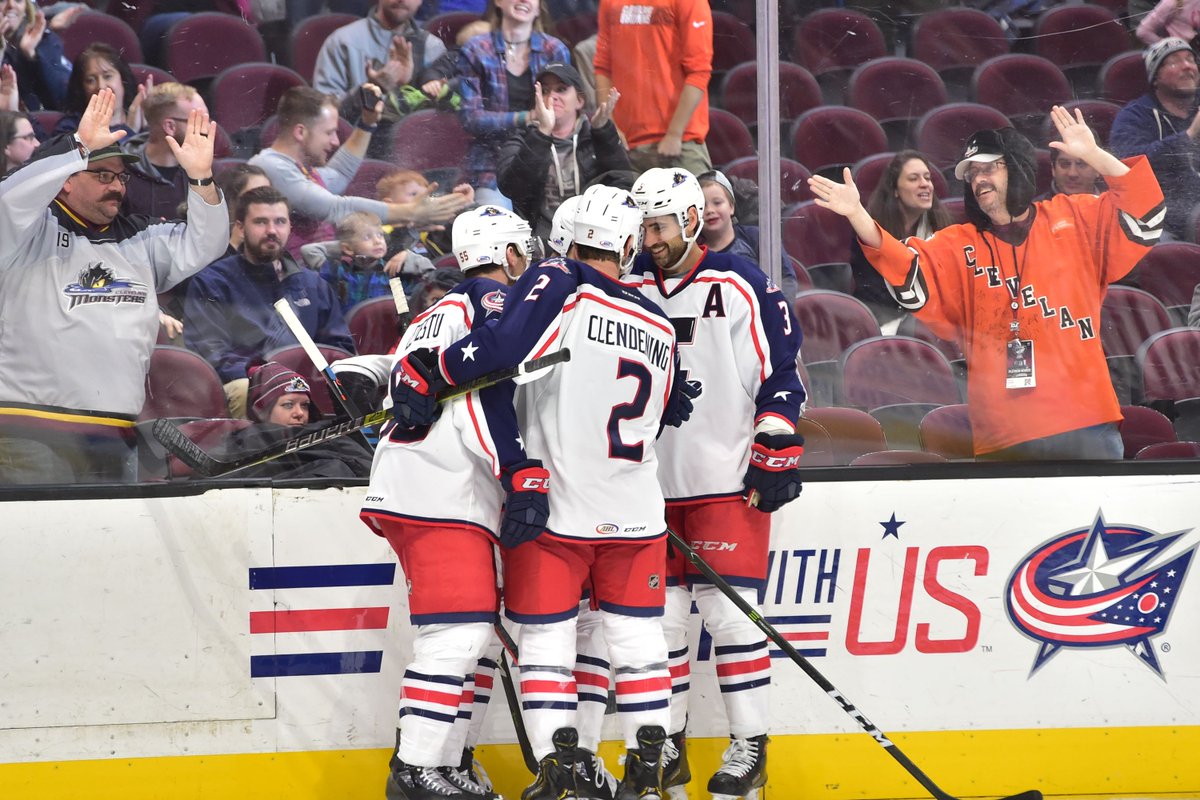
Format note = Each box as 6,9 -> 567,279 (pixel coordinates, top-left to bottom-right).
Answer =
664,208 -> 701,275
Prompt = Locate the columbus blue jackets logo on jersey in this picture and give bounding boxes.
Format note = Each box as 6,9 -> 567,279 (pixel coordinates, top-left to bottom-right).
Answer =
481,290 -> 505,315
1005,512 -> 1197,676
541,257 -> 570,274
63,263 -> 148,310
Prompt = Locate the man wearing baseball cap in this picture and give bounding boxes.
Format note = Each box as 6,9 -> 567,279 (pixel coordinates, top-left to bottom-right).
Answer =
1110,36 -> 1200,237
809,107 -> 1164,461
496,61 -> 631,240
0,88 -> 227,484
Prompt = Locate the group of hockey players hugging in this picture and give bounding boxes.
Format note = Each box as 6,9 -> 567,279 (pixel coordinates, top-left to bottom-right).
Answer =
350,166 -> 807,800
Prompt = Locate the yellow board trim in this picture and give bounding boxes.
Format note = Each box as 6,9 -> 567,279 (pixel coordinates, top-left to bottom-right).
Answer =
2,727 -> 1198,799
0,406 -> 135,427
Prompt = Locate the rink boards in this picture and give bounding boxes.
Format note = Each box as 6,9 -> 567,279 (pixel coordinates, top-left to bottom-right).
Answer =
1,475 -> 1198,799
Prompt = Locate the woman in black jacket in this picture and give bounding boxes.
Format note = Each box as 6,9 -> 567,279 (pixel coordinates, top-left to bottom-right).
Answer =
496,61 -> 629,237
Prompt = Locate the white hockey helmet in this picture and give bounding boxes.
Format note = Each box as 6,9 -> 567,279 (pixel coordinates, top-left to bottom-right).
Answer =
631,167 -> 705,244
452,205 -> 536,280
548,195 -> 581,256
573,185 -> 644,274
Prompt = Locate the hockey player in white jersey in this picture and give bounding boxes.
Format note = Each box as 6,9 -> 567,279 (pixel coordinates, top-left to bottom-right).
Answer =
390,184 -> 696,800
361,204 -> 541,800
629,168 -> 806,800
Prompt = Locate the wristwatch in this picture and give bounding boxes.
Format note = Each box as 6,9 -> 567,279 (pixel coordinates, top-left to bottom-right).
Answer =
72,133 -> 89,160
187,175 -> 215,186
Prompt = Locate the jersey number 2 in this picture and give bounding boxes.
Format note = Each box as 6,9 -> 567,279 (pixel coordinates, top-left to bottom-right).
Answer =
607,358 -> 651,462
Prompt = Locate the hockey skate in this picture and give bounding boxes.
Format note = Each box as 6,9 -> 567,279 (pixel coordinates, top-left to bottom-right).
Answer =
522,727 -> 581,800
440,746 -> 502,798
386,758 -> 478,800
573,749 -> 618,800
662,731 -> 690,800
615,725 -> 666,800
706,735 -> 767,800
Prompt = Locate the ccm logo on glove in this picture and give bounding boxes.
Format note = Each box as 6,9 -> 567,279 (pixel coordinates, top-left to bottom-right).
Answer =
518,474 -> 550,492
749,441 -> 804,470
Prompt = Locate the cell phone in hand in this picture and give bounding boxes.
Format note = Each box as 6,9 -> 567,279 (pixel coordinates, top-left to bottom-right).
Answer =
360,84 -> 382,107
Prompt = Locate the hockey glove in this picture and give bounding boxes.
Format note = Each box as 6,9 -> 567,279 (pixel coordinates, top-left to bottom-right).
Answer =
742,432 -> 806,513
499,460 -> 551,547
662,376 -> 701,428
389,347 -> 446,428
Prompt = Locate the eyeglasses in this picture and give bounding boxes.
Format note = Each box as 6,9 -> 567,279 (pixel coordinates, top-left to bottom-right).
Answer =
83,169 -> 131,185
964,160 -> 1006,183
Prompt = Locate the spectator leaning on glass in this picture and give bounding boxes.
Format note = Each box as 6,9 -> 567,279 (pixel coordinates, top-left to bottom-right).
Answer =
1109,37 -> 1200,239
810,108 -> 1165,461
250,85 -> 469,257
0,89 -> 226,485
496,61 -> 628,239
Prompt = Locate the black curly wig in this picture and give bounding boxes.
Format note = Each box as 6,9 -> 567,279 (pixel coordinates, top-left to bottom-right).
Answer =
962,127 -> 1038,231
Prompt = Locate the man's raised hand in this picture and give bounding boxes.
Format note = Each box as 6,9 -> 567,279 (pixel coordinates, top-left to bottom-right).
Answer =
76,88 -> 127,152
165,107 -> 217,179
1048,105 -> 1098,160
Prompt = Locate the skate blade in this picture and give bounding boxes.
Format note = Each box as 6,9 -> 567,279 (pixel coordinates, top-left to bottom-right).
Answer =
710,790 -> 759,800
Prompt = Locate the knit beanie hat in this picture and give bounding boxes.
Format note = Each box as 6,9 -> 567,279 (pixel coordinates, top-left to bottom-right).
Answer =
247,361 -> 320,422
1144,37 -> 1195,82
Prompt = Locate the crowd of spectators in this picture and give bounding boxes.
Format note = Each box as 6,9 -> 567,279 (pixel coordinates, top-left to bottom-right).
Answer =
3,0 -> 1200,484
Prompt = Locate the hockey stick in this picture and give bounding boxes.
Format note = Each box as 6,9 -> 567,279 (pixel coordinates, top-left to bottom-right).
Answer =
153,349 -> 571,477
492,620 -> 540,775
274,298 -> 360,417
665,529 -> 1042,800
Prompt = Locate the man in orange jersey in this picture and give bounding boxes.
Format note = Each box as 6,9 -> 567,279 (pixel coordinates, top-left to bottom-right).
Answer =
810,107 -> 1165,461
593,0 -> 713,175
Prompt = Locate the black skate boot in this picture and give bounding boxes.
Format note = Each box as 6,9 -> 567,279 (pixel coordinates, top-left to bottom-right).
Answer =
386,757 -> 476,800
706,734 -> 767,800
662,731 -> 690,800
615,725 -> 667,800
573,748 -> 617,800
439,746 -> 500,798
522,726 -> 581,800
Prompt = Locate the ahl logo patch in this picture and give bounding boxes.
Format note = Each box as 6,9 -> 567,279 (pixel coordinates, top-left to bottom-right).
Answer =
63,263 -> 148,310
1005,512 -> 1197,676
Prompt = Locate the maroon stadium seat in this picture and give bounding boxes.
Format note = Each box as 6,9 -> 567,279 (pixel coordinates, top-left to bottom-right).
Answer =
971,54 -> 1071,139
840,335 -> 961,410
723,156 -> 814,205
782,202 -> 855,270
706,109 -> 756,168
1032,4 -> 1133,94
130,63 -> 177,88
1130,242 -> 1200,308
259,113 -> 353,152
791,290 -> 880,364
1118,405 -> 1177,459
346,296 -> 403,355
553,13 -> 598,49
211,63 -> 306,137
140,346 -> 228,421
1134,441 -> 1200,459
870,402 -> 945,451
1039,99 -> 1122,147
794,415 -> 837,466
389,110 -> 471,172
910,7 -> 1009,99
789,106 -> 888,176
425,11 -> 482,48
165,418 -> 254,478
165,13 -> 266,85
264,345 -> 356,416
919,403 -> 974,459
1101,285 -> 1173,358
851,152 -> 950,208
914,102 -> 1011,173
851,449 -> 948,466
1136,328 -> 1200,402
790,8 -> 886,101
803,407 -> 888,465
718,61 -> 822,129
711,11 -> 756,73
289,13 -> 358,84
1098,51 -> 1149,106
847,57 -> 947,149
345,158 -> 402,199
57,10 -> 143,63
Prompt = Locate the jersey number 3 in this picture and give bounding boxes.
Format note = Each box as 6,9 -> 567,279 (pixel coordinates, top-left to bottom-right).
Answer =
607,358 -> 651,462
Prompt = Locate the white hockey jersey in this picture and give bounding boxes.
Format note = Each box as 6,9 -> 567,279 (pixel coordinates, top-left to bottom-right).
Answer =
628,248 -> 805,503
439,257 -> 677,542
361,277 -> 524,535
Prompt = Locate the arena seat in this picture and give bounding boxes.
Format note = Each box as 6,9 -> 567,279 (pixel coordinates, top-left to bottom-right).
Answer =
58,11 -> 143,63
1032,3 -> 1132,97
803,407 -> 888,465
1101,285 -> 1173,358
870,402 -> 944,451
210,63 -> 306,138
846,57 -> 947,150
781,202 -> 855,275
140,346 -> 228,421
1136,328 -> 1200,403
1134,441 -> 1200,459
723,156 -> 814,205
346,296 -> 402,355
425,11 -> 482,47
289,13 -> 358,84
552,13 -> 598,49
345,158 -> 402,199
1039,99 -> 1122,147
909,7 -> 1009,100
1130,242 -> 1200,308
718,61 -> 822,130
791,290 -> 880,364
711,11 -> 756,74
789,106 -> 888,177
130,63 -> 177,88
971,54 -> 1071,140
851,450 -> 948,466
1118,405 -> 1177,459
706,109 -> 756,169
165,13 -> 267,85
389,111 -> 471,172
919,403 -> 973,460
1098,51 -> 1148,106
840,335 -> 961,410
851,152 -> 949,210
794,415 -> 836,467
164,418 -> 254,478
914,102 -> 1011,174
790,8 -> 887,102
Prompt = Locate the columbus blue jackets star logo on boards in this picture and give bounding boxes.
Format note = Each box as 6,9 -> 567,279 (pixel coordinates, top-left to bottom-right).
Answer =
1005,512 -> 1196,677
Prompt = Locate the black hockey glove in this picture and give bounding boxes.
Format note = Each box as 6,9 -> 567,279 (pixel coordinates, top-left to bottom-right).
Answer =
662,376 -> 701,428
742,431 -> 805,513
389,347 -> 445,428
499,460 -> 551,547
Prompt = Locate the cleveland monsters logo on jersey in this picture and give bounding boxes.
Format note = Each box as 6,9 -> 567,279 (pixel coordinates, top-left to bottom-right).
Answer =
1005,512 -> 1197,677
64,263 -> 148,310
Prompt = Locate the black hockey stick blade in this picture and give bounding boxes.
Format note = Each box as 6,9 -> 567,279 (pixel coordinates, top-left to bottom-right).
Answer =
665,529 -> 1042,800
153,349 -> 571,478
493,621 -> 539,775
